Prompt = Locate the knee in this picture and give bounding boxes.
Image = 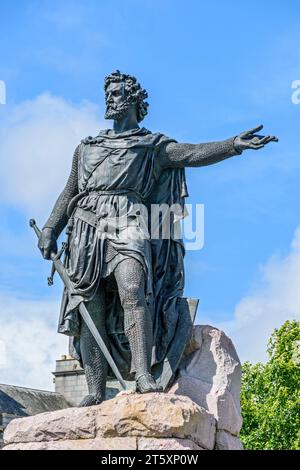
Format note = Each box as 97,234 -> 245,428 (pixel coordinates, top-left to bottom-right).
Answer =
119,282 -> 143,309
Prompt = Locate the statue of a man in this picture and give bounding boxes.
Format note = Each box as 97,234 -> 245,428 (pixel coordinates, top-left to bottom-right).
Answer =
38,71 -> 277,406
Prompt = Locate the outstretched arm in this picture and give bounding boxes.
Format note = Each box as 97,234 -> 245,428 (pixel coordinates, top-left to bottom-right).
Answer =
38,145 -> 80,259
159,125 -> 278,169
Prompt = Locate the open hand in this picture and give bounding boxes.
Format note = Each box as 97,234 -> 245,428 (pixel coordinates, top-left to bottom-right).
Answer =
234,125 -> 278,153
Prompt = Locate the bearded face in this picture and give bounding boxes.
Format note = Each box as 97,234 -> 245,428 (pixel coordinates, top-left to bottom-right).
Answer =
105,81 -> 132,120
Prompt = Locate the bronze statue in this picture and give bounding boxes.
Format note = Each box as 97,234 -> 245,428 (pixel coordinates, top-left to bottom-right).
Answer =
36,71 -> 277,406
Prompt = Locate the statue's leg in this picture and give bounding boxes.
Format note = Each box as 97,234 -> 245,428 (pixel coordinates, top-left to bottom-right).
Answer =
79,286 -> 109,406
114,257 -> 162,393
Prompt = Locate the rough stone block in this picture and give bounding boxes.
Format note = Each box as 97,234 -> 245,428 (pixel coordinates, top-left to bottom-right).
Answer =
215,430 -> 243,450
4,437 -> 137,451
4,407 -> 97,444
169,325 -> 242,435
138,437 -> 204,450
95,392 -> 216,450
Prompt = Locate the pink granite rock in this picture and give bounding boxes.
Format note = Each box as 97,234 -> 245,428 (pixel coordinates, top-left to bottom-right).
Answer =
3,437 -> 137,450
138,437 -> 204,450
96,392 -> 216,449
4,392 -> 216,450
169,325 -> 242,436
4,406 -> 97,444
215,430 -> 243,450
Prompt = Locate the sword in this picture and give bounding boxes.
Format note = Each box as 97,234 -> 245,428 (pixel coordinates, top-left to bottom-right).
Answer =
29,218 -> 127,391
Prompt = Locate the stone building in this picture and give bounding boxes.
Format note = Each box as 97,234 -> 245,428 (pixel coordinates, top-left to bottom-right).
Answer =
0,383 -> 70,448
52,355 -> 88,406
52,355 -> 127,406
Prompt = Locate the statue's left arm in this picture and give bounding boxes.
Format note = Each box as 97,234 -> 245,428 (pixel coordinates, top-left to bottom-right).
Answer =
159,125 -> 278,169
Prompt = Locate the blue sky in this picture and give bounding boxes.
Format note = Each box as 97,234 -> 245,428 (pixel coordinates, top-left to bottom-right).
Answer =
0,0 -> 300,389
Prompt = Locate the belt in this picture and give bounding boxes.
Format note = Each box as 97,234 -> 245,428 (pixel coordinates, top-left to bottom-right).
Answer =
88,189 -> 142,198
74,207 -> 98,228
67,189 -> 142,218
73,206 -> 140,232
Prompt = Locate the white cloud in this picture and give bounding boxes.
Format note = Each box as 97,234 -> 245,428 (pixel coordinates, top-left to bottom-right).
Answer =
0,293 -> 68,390
218,226 -> 300,363
0,92 -> 106,390
0,80 -> 6,105
0,93 -> 104,220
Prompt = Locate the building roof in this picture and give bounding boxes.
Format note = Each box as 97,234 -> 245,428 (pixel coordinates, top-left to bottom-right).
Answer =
0,383 -> 70,417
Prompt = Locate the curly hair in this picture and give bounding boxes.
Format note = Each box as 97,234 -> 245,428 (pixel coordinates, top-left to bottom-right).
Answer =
104,70 -> 149,122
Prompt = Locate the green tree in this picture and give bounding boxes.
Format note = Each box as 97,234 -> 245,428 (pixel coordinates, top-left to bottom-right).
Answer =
240,320 -> 300,450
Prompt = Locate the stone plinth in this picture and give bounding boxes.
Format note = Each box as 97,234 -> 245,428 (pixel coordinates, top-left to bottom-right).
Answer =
3,325 -> 243,450
4,393 -> 215,450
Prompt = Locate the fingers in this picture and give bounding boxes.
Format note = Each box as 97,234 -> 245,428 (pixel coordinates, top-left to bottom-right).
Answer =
38,239 -> 57,259
249,124 -> 264,135
258,135 -> 278,144
248,143 -> 265,150
248,140 -> 269,150
43,248 -> 52,260
257,136 -> 271,145
38,246 -> 50,259
240,124 -> 263,138
254,135 -> 279,147
38,245 -> 51,259
38,238 -> 43,251
43,245 -> 57,260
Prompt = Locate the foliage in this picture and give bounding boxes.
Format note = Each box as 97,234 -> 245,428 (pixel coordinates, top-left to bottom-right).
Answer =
240,320 -> 300,450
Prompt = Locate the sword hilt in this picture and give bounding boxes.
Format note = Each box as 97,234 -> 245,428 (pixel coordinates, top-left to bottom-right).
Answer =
29,219 -> 42,239
47,243 -> 67,286
30,218 -> 58,286
30,218 -> 57,261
